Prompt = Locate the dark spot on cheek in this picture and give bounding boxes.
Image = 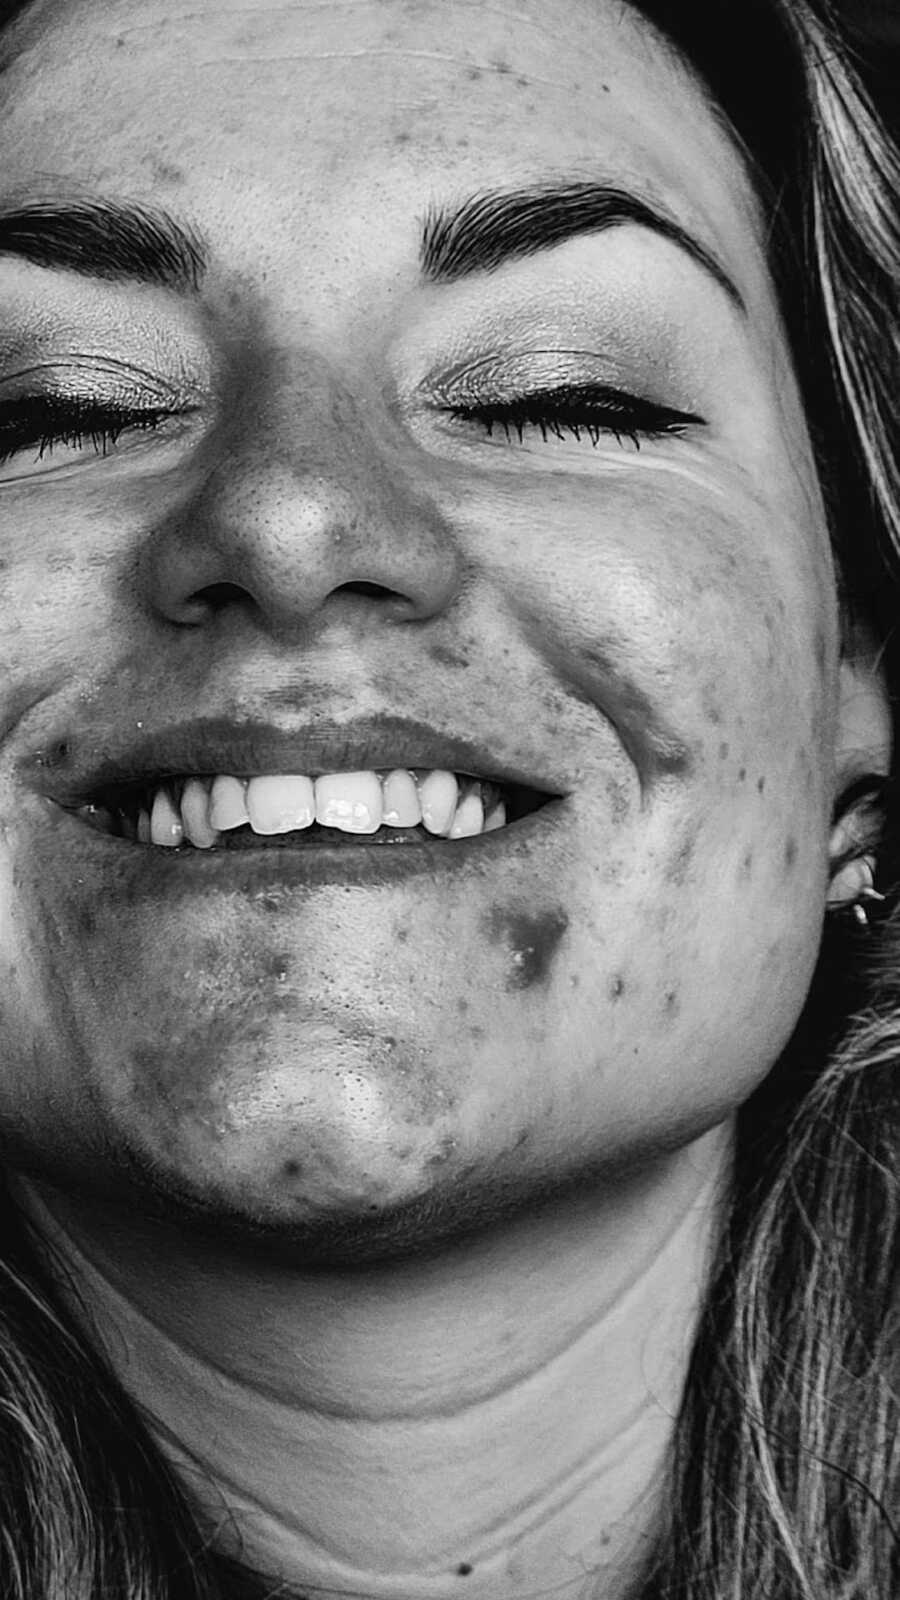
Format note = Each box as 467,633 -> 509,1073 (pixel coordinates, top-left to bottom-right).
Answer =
666,824 -> 699,886
457,1563 -> 473,1577
282,1159 -> 302,1179
428,643 -> 470,669
457,998 -> 468,1015
393,130 -> 411,145
467,66 -> 481,80
740,849 -> 754,880
757,776 -> 766,795
664,990 -> 680,1019
484,907 -> 569,992
610,975 -> 626,1001
718,741 -> 730,761
784,837 -> 798,871
738,768 -> 747,783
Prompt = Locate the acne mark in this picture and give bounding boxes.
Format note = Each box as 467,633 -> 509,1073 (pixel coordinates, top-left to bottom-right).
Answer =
516,75 -> 530,88
666,824 -> 699,886
718,741 -> 730,761
610,975 -> 626,1001
467,66 -> 482,80
457,998 -> 469,1016
664,990 -> 680,1019
396,927 -> 409,944
757,776 -> 766,795
491,57 -> 511,73
485,907 -> 569,991
738,768 -> 747,783
784,837 -> 798,871
741,849 -> 754,879
457,1564 -> 473,1577
282,1160 -> 301,1179
428,643 -> 470,669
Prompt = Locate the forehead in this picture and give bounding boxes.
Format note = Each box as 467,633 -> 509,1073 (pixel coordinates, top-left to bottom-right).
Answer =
0,0 -> 762,285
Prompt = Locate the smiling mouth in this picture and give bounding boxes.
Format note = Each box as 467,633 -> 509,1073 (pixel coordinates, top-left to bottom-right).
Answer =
72,768 -> 554,850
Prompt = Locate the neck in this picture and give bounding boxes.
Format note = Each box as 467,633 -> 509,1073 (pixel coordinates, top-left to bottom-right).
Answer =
15,1126 -> 731,1600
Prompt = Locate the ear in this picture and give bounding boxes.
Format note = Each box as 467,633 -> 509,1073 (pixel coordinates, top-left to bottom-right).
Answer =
829,636 -> 892,900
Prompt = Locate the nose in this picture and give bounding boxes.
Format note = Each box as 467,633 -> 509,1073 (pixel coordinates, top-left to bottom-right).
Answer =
138,361 -> 464,642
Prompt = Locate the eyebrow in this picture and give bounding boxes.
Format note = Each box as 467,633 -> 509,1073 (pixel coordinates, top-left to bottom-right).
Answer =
0,198 -> 207,291
420,181 -> 745,312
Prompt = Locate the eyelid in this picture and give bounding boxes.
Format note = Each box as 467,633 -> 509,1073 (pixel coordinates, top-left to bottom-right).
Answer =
423,347 -> 697,413
0,355 -> 202,410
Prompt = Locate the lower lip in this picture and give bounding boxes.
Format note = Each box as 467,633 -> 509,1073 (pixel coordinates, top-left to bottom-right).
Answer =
48,799 -> 568,889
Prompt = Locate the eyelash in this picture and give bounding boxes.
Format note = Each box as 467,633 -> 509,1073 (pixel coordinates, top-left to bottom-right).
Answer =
0,396 -> 172,467
0,382 -> 701,471
447,383 -> 702,448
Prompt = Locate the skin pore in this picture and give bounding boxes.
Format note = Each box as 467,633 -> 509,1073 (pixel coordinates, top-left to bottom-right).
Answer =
0,0 -> 890,1594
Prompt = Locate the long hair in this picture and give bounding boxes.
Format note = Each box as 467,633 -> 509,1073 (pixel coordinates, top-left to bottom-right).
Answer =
0,2 -> 898,1596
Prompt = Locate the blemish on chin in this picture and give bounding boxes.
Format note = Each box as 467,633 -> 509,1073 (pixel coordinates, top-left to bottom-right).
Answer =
484,906 -> 569,992
784,837 -> 798,871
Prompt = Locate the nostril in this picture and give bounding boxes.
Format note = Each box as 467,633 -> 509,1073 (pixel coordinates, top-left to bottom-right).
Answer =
191,582 -> 249,610
335,580 -> 401,599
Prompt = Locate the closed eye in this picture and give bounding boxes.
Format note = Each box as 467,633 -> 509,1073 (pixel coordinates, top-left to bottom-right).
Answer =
0,395 -> 181,471
446,383 -> 705,448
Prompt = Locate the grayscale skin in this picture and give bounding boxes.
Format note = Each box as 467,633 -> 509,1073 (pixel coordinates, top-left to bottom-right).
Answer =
0,1 -> 890,1595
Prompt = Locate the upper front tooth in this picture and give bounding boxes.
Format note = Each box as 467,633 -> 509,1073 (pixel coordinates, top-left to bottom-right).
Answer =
247,775 -> 315,835
209,775 -> 250,831
417,769 -> 459,835
315,771 -> 383,833
381,769 -> 422,827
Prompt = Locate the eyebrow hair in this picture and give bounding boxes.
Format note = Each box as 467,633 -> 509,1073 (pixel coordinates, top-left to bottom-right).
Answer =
0,198 -> 207,291
420,181 -> 745,312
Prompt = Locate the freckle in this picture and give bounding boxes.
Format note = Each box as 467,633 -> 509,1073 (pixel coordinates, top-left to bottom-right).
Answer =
610,975 -> 626,1000
757,776 -> 766,795
784,837 -> 798,870
718,741 -> 730,761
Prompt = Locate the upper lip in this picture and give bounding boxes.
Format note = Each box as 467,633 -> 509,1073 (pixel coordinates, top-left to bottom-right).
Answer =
27,714 -> 566,808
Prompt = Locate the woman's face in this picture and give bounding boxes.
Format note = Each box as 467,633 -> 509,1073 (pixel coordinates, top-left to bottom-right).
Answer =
0,0 -> 858,1254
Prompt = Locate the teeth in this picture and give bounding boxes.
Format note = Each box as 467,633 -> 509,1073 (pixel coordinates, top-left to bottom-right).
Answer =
484,801 -> 507,832
92,770 -> 526,847
315,771 -> 383,834
209,775 -> 250,831
417,769 -> 459,836
181,778 -> 220,850
150,788 -> 184,848
382,769 -> 422,827
449,787 -> 484,839
247,774 -> 316,835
